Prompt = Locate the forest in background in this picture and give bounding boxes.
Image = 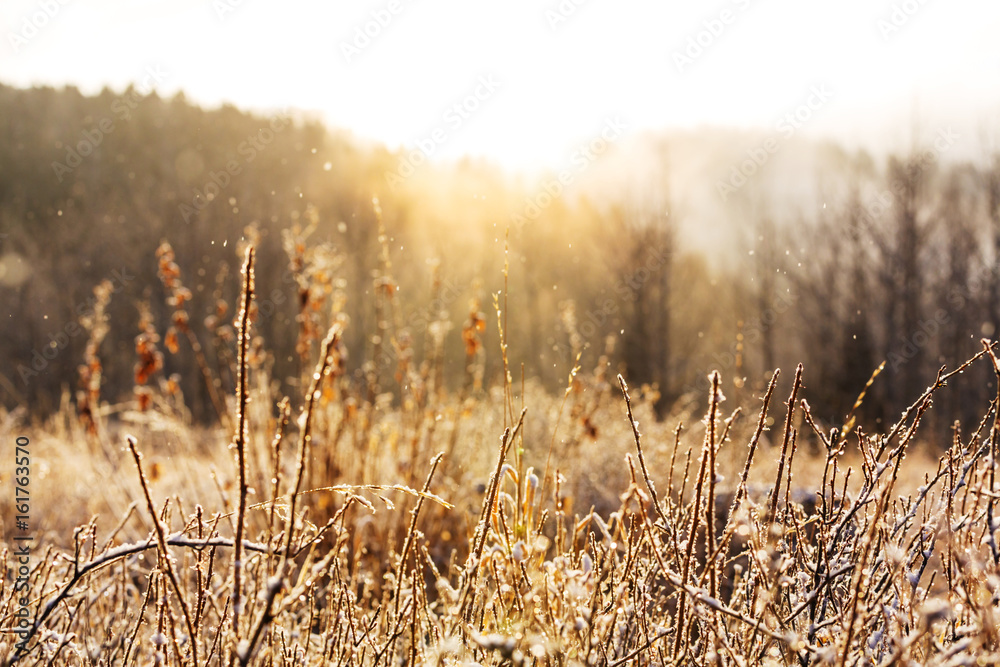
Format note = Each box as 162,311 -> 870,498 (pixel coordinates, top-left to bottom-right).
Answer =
2,81 -> 999,438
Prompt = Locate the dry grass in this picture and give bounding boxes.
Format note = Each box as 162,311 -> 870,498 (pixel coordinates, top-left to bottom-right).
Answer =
2,235 -> 1000,666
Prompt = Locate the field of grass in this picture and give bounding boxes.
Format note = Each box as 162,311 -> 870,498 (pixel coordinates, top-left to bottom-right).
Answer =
3,240 -> 1000,666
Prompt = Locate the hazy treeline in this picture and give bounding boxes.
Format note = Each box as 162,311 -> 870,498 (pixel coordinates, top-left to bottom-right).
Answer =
1,82 -> 998,439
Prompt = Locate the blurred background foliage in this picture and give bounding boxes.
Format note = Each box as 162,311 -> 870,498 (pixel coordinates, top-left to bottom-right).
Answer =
2,82 -> 998,439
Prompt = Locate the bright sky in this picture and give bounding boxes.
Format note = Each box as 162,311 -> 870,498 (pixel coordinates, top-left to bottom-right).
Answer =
2,0 -> 999,170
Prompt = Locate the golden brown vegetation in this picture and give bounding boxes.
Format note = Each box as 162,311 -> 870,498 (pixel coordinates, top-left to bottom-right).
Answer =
2,234 -> 1000,667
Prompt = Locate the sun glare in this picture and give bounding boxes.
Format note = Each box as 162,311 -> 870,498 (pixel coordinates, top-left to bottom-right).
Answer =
3,0 -> 998,169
